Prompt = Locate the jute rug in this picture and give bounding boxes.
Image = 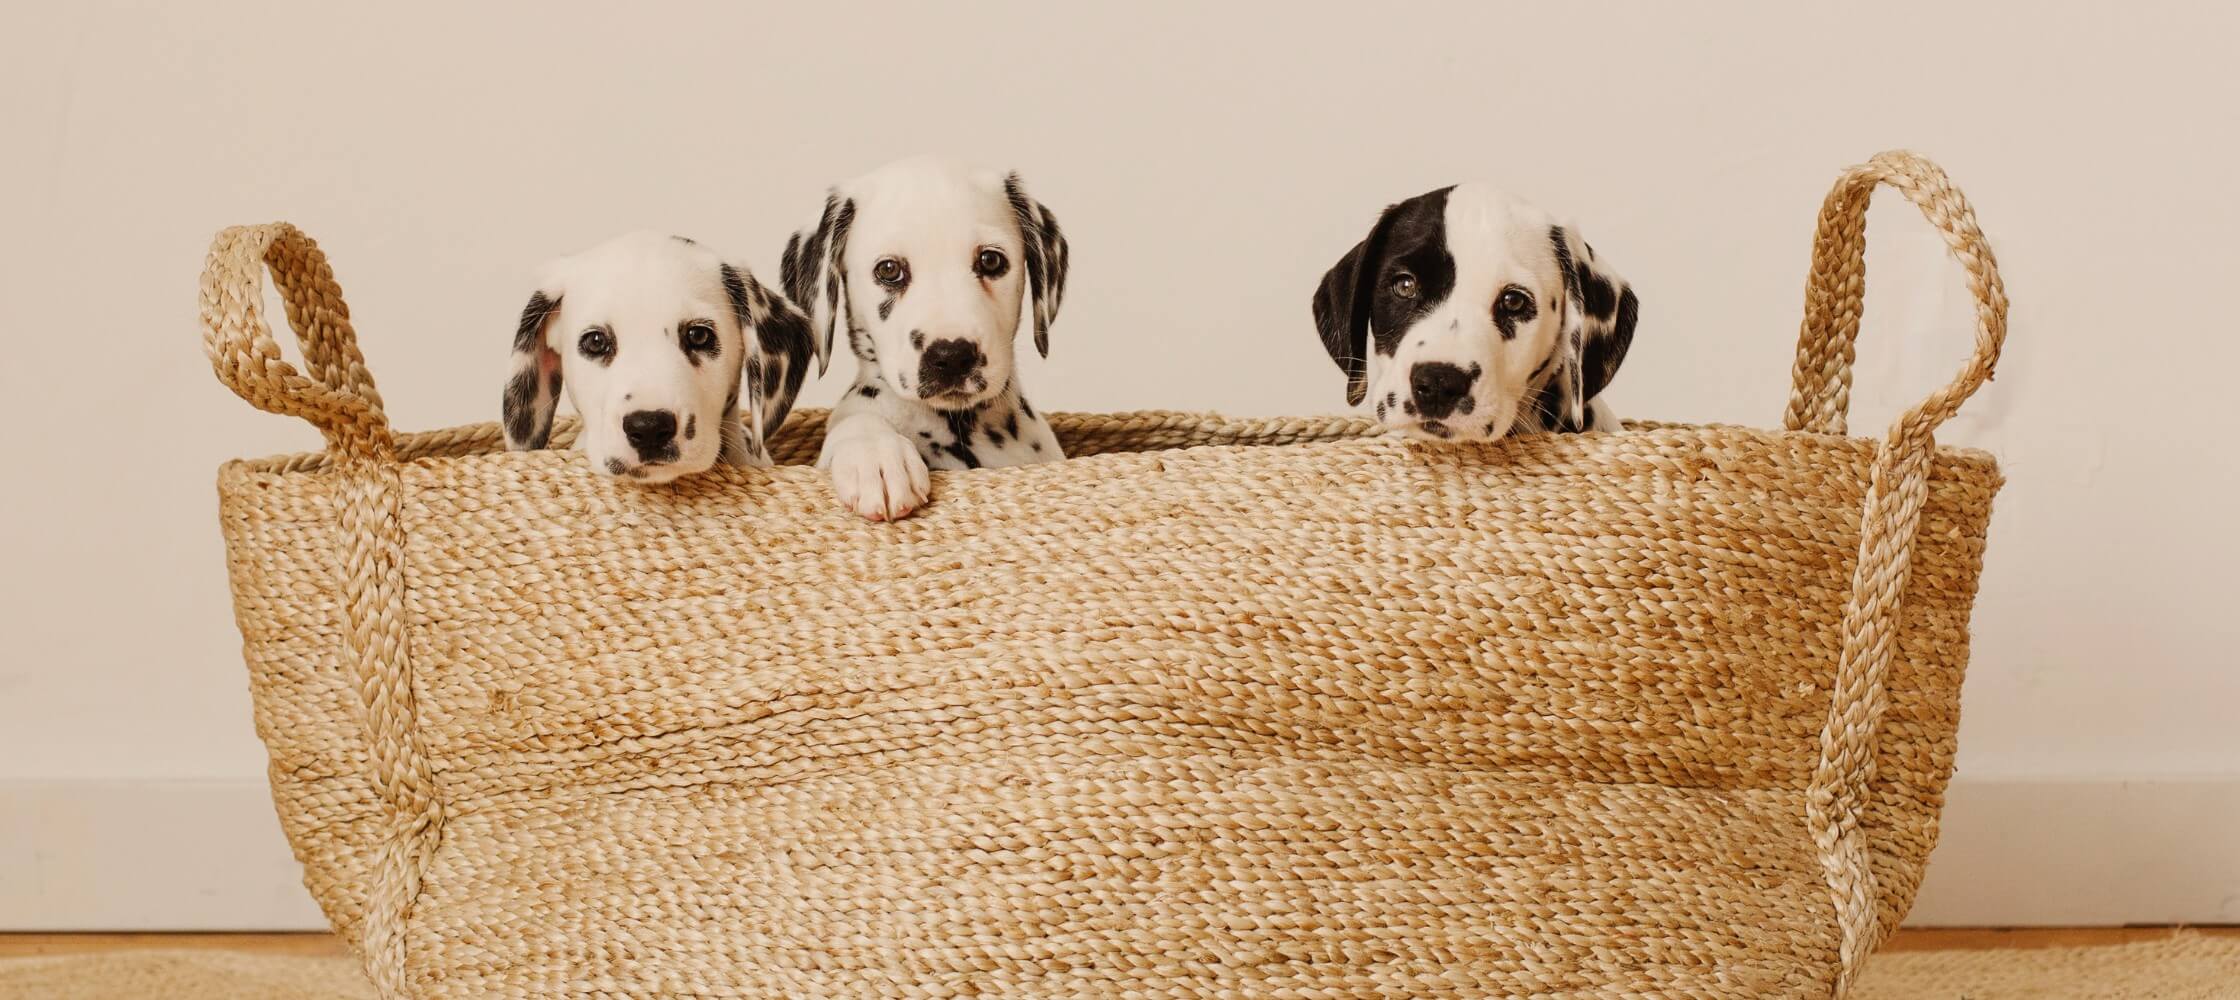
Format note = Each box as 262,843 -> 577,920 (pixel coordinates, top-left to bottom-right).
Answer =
3,934 -> 2236,999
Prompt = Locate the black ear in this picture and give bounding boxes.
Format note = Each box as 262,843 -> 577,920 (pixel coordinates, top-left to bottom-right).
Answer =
779,193 -> 854,376
723,261 -> 815,449
1314,203 -> 1402,408
1003,172 -> 1069,358
1550,225 -> 1639,427
502,290 -> 564,450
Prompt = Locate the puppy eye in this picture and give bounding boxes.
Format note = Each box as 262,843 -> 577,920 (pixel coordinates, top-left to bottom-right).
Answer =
1497,288 -> 1533,315
873,258 -> 909,287
1389,273 -> 1419,299
975,248 -> 1008,278
681,323 -> 717,352
577,328 -> 612,358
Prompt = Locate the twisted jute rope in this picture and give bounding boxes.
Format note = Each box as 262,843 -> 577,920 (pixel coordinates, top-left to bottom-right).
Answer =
200,225 -> 442,999
1792,152 -> 2007,995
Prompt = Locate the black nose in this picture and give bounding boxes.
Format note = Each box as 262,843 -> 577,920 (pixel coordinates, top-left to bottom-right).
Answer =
622,409 -> 677,454
1409,362 -> 1479,420
917,338 -> 985,393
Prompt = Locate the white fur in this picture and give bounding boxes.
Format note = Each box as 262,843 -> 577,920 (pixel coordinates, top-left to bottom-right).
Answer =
503,232 -> 805,483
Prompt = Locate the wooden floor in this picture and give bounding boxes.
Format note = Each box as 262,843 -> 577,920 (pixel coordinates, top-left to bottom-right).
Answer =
2,927 -> 2237,959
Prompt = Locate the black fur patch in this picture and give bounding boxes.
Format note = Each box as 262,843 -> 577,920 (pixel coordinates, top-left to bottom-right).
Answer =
859,385 -> 880,399
684,414 -> 697,441
749,283 -> 816,436
1018,397 -> 1034,419
515,291 -> 560,354
878,291 -> 898,321
502,368 -> 548,448
1312,187 -> 1455,404
939,408 -> 984,469
1002,411 -> 1018,439
606,457 -> 629,475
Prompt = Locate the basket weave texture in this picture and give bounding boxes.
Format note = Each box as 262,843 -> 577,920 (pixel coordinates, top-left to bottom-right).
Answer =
204,151 -> 2006,998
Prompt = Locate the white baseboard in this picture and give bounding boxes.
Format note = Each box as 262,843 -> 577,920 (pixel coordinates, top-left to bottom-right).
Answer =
3,776 -> 2234,931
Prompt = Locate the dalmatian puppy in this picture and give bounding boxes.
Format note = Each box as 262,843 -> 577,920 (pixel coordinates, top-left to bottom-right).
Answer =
502,232 -> 816,483
1313,184 -> 1639,440
781,156 -> 1070,520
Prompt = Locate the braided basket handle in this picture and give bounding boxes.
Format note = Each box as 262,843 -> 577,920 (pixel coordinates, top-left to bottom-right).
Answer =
1784,151 -> 2009,440
199,224 -> 395,461
1795,152 -> 2009,995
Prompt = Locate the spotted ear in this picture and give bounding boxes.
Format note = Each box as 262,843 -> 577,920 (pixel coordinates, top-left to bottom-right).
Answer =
720,261 -> 814,466
1002,173 -> 1069,359
779,193 -> 854,376
1549,224 -> 1640,431
501,288 -> 565,450
1312,205 -> 1402,407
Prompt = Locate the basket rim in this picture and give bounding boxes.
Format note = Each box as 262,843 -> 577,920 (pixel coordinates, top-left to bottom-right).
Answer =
215,408 -> 2001,482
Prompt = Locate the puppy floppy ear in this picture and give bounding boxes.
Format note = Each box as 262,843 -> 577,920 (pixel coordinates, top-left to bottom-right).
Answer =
1312,206 -> 1400,407
780,193 -> 855,376
502,287 -> 565,450
1003,172 -> 1070,358
719,261 -> 812,468
1549,224 -> 1640,430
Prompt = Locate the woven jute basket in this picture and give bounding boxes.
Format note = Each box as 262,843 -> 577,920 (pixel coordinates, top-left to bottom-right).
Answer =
204,150 -> 2006,999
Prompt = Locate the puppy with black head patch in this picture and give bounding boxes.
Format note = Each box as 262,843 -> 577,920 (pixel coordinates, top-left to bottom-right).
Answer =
502,232 -> 816,483
1313,185 -> 1639,440
781,156 -> 1070,521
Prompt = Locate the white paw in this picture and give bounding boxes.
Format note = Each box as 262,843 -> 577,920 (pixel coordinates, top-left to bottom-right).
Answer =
825,429 -> 931,521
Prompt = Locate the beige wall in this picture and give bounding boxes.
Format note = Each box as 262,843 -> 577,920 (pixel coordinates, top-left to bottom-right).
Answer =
2,1 -> 2236,924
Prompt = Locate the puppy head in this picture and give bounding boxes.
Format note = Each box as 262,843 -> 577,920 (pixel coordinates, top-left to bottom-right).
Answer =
782,156 -> 1068,410
503,232 -> 794,483
1312,184 -> 1638,440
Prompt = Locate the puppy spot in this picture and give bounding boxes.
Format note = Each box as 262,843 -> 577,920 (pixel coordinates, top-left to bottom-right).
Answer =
1422,420 -> 1452,439
918,430 -> 933,439
605,458 -> 628,475
503,369 -> 544,446
859,385 -> 880,399
1402,399 -> 1418,417
1002,412 -> 1019,439
984,426 -> 1005,446
878,293 -> 898,321
684,414 -> 697,441
1031,441 -> 1043,452
1375,398 -> 1388,421
940,408 -> 984,469
910,330 -> 927,351
1580,269 -> 1619,319
1018,397 -> 1035,418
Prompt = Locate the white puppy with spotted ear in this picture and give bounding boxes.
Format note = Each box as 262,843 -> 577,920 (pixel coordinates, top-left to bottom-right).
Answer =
502,232 -> 816,483
1313,184 -> 1639,440
781,156 -> 1071,520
